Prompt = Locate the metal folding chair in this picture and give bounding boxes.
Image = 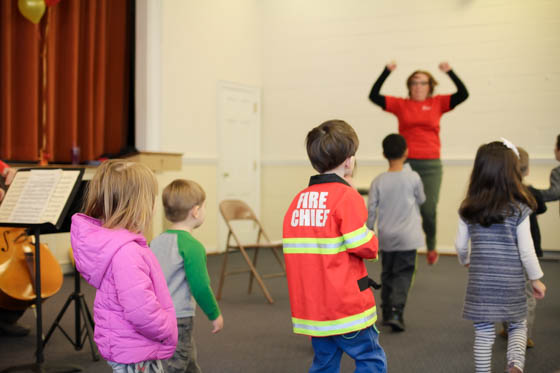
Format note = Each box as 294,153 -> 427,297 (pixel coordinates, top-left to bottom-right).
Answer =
217,199 -> 285,304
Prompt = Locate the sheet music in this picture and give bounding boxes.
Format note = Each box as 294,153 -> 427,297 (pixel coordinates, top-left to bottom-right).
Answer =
41,171 -> 81,224
0,169 -> 81,225
0,172 -> 28,222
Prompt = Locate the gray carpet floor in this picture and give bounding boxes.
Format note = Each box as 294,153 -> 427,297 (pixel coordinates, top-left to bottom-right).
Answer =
1,253 -> 559,372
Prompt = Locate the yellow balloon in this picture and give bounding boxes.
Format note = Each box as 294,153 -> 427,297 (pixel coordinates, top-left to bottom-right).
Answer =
18,0 -> 46,24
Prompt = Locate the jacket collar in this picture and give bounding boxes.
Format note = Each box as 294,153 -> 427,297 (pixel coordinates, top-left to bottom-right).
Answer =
309,173 -> 350,187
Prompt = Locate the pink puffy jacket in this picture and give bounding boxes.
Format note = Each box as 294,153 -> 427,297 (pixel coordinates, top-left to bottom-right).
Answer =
70,213 -> 178,363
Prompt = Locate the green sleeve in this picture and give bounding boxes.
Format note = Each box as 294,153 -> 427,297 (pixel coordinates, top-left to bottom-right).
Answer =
177,233 -> 221,321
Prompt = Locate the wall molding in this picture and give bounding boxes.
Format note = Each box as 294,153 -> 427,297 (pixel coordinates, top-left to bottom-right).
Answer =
260,157 -> 558,167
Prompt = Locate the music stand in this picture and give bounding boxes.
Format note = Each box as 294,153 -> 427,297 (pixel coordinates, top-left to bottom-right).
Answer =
0,168 -> 84,373
43,180 -> 99,362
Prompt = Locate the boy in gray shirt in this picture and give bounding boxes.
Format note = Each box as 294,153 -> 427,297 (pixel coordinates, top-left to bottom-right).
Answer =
150,179 -> 223,373
367,134 -> 425,332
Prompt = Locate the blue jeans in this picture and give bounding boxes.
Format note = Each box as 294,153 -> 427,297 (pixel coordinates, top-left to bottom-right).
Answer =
309,326 -> 387,373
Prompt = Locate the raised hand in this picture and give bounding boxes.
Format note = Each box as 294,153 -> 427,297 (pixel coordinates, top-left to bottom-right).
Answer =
438,62 -> 451,73
387,61 -> 397,71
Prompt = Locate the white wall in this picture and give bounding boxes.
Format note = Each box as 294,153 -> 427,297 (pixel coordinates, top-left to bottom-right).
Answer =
257,0 -> 560,252
261,0 -> 560,163
160,0 -> 262,159
147,1 -> 560,255
154,0 -> 263,250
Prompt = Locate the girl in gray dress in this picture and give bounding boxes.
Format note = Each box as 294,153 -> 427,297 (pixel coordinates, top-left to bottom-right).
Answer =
455,141 -> 546,373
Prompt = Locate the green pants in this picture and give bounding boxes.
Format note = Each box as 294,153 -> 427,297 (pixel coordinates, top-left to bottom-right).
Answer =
407,159 -> 442,251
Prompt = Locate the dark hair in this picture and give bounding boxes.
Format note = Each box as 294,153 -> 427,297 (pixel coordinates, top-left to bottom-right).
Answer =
382,133 -> 407,160
459,141 -> 536,227
306,120 -> 358,173
406,70 -> 438,97
556,134 -> 560,150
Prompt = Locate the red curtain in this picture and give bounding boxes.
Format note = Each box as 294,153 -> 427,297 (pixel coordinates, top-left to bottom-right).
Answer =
0,0 -> 133,163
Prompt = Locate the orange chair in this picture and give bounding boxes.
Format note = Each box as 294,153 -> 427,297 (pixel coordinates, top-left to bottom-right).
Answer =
217,199 -> 285,304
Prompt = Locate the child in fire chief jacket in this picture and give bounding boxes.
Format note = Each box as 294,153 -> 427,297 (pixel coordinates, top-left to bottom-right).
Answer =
283,119 -> 387,373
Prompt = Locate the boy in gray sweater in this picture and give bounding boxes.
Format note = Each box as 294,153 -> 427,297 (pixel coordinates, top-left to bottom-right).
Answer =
150,179 -> 223,373
367,134 -> 425,332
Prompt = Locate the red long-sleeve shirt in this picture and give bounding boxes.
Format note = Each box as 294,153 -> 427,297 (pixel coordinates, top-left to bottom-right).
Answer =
385,95 -> 451,159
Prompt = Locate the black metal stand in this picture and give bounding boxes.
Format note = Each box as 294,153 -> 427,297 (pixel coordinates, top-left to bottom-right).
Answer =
43,266 -> 99,361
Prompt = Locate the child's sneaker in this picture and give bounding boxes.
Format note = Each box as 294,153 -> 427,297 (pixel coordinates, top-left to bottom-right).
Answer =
426,250 -> 439,265
387,307 -> 405,332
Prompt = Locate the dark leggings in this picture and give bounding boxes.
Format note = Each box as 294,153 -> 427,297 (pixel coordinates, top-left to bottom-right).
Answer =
407,159 -> 442,251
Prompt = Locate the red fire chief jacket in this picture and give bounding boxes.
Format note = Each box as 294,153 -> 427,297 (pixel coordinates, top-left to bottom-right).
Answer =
282,173 -> 379,337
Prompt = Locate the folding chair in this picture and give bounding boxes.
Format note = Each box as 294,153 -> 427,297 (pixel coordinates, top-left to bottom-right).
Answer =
217,199 -> 285,304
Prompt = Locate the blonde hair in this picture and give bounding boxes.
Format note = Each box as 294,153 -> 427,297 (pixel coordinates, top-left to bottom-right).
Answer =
517,146 -> 529,176
83,159 -> 158,234
162,179 -> 206,223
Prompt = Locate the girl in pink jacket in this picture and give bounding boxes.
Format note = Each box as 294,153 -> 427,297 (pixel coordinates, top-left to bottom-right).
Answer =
71,160 -> 178,372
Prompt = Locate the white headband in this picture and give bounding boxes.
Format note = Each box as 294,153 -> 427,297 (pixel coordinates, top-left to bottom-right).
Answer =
500,137 -> 519,158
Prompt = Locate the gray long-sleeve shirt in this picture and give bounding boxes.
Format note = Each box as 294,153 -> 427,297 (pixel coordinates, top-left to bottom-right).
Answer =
367,164 -> 425,252
150,230 -> 220,320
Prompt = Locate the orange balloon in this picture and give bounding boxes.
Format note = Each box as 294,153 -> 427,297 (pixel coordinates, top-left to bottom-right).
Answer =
18,0 -> 46,24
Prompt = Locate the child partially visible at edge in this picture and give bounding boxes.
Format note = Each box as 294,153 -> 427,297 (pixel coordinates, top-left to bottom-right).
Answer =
367,134 -> 425,333
455,141 -> 546,373
537,134 -> 560,204
0,161 -> 30,338
283,119 -> 387,373
498,147 -> 547,349
150,179 -> 223,373
70,160 -> 178,373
